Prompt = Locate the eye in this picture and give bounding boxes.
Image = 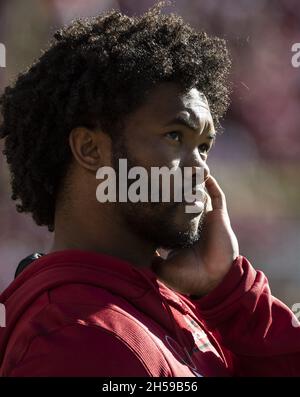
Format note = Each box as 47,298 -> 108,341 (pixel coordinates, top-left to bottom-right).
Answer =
165,131 -> 182,142
198,143 -> 210,154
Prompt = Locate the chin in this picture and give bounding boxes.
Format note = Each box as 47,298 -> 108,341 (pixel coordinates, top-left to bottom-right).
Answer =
175,208 -> 202,232
158,217 -> 201,250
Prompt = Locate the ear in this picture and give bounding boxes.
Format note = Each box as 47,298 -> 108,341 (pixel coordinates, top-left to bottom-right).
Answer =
69,127 -> 112,171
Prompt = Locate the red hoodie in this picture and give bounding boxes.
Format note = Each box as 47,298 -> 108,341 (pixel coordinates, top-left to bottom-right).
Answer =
0,250 -> 299,377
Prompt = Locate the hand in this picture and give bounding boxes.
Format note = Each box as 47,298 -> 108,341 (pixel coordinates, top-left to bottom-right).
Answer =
152,175 -> 239,297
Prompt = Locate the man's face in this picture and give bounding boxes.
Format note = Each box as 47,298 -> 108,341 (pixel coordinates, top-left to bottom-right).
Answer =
112,82 -> 216,250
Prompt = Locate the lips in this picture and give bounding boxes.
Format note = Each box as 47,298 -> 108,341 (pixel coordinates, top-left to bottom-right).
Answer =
185,200 -> 204,214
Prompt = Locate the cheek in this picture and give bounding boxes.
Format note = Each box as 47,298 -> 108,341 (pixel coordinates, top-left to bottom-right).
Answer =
127,134 -> 181,169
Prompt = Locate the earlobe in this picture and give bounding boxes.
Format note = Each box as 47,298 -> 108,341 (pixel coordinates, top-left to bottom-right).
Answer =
69,127 -> 104,171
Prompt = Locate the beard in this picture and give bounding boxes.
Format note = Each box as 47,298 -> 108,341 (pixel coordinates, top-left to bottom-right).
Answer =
111,137 -> 207,250
121,201 -> 206,250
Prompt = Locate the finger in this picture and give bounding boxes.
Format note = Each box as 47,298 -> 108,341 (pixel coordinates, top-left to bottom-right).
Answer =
151,256 -> 173,281
151,255 -> 187,292
205,175 -> 227,210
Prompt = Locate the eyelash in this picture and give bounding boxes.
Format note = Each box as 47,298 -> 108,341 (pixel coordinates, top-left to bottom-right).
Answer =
166,131 -> 182,142
165,131 -> 211,153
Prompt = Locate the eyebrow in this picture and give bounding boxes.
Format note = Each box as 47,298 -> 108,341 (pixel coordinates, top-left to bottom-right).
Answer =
164,115 -> 216,140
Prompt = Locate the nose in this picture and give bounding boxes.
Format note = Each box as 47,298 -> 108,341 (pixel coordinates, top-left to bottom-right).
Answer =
184,150 -> 210,181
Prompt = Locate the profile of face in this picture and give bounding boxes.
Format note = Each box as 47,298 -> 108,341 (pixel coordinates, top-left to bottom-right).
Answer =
112,82 -> 216,250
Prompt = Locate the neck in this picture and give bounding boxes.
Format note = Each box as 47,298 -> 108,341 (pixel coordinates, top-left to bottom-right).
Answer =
51,202 -> 156,268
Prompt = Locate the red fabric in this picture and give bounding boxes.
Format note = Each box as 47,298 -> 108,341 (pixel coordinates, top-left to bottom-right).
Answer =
0,250 -> 299,376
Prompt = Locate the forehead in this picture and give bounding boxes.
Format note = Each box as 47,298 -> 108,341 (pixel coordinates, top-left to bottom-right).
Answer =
125,82 -> 214,132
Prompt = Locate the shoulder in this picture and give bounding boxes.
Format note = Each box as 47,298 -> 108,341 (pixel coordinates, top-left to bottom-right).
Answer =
6,284 -> 171,376
9,323 -> 156,376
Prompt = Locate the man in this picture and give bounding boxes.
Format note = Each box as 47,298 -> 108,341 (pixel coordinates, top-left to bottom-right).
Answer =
0,3 -> 300,376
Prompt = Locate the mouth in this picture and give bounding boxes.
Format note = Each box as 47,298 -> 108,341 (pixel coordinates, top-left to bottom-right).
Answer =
184,200 -> 205,214
183,185 -> 206,213
153,184 -> 207,215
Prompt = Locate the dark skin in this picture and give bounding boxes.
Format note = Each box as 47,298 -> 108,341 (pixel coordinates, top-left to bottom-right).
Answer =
51,82 -> 239,296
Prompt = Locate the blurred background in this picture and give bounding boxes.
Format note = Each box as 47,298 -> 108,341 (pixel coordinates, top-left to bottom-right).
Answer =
0,0 -> 299,306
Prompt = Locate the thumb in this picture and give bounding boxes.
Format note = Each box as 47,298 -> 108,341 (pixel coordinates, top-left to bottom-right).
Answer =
151,249 -> 197,294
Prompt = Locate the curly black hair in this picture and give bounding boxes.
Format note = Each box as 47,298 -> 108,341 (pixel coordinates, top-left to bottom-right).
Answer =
0,1 -> 231,231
